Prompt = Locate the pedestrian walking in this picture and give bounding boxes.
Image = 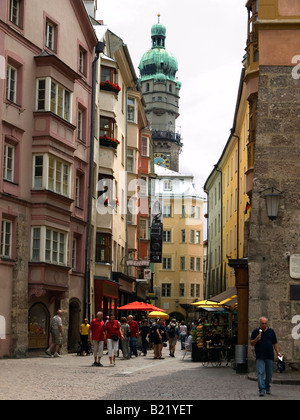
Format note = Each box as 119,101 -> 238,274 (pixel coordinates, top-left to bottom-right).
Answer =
158,318 -> 167,359
179,320 -> 188,350
89,311 -> 105,366
105,313 -> 123,366
152,319 -> 162,359
120,317 -> 130,359
140,319 -> 150,356
250,316 -> 282,397
79,318 -> 90,356
45,309 -> 63,358
167,319 -> 180,357
127,315 -> 139,357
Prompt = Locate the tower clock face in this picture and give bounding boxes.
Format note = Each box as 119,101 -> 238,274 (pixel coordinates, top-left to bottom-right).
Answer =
154,153 -> 171,168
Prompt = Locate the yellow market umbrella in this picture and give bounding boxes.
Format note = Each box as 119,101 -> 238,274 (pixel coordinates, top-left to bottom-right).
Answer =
147,311 -> 169,320
191,300 -> 222,306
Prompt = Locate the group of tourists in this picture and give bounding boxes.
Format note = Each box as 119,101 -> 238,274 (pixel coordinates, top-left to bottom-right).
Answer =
83,313 -> 188,366
45,309 -> 190,367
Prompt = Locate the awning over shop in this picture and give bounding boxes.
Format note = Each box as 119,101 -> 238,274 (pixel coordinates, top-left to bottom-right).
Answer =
200,307 -> 226,312
209,287 -> 237,308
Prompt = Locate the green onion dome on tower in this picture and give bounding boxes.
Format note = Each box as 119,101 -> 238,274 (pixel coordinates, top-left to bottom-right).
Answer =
139,16 -> 180,84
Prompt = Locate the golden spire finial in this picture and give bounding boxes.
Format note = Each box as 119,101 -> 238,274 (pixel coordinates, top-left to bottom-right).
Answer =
157,13 -> 160,24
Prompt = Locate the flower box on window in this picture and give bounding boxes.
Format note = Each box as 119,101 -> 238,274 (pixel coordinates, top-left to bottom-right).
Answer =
100,135 -> 120,149
100,80 -> 121,94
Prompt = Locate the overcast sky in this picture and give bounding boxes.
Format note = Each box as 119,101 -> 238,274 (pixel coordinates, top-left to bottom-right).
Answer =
96,0 -> 248,195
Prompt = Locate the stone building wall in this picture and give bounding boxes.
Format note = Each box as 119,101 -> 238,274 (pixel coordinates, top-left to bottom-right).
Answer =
248,65 -> 300,364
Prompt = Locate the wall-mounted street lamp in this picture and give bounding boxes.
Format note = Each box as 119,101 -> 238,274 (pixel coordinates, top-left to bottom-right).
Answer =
260,187 -> 283,221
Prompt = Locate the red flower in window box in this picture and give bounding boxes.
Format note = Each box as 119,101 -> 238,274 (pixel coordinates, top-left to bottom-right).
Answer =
100,80 -> 121,94
100,135 -> 120,149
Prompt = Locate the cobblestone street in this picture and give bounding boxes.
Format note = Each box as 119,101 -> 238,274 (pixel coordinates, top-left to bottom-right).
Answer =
1,347 -> 299,401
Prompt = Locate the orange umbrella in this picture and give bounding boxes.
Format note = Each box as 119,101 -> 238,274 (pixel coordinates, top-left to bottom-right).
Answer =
117,301 -> 166,312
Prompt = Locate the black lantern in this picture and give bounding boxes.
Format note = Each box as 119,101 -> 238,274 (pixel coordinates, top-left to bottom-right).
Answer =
260,187 -> 282,221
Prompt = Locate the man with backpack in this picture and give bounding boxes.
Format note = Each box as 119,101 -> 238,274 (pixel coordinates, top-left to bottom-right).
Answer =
167,319 -> 180,357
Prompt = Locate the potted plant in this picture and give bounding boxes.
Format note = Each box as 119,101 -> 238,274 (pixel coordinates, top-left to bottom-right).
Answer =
99,135 -> 120,149
100,80 -> 121,94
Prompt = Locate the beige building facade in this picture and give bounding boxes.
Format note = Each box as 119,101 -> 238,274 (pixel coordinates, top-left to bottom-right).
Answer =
152,166 -> 204,321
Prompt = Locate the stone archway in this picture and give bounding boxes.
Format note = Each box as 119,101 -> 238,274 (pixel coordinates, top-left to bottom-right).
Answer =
68,298 -> 81,353
168,311 -> 185,322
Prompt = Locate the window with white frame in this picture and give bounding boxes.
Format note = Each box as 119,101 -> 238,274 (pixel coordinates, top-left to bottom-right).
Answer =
141,137 -> 149,156
163,230 -> 171,243
77,105 -> 87,142
3,143 -> 15,182
33,154 -> 71,197
179,283 -> 185,297
1,220 -> 12,258
31,226 -> 67,265
162,283 -> 171,297
127,148 -> 136,173
127,97 -> 136,122
163,180 -> 172,191
190,230 -> 195,244
51,80 -> 70,121
162,257 -> 172,270
6,65 -> 17,103
181,229 -> 186,243
36,78 -> 72,123
10,0 -> 20,26
79,47 -> 87,75
45,19 -> 56,51
163,205 -> 172,218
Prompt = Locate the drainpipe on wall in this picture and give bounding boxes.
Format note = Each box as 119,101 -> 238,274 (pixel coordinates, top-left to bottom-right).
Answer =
84,41 -> 105,320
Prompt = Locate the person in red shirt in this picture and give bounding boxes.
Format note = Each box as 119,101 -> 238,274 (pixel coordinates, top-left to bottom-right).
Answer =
89,312 -> 105,366
127,315 -> 139,357
105,313 -> 123,366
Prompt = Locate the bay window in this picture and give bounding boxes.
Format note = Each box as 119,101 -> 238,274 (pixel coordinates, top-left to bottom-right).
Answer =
33,154 -> 71,197
36,77 -> 72,123
31,226 -> 67,265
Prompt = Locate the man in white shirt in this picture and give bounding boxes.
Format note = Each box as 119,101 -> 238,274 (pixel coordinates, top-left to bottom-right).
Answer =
46,310 -> 63,358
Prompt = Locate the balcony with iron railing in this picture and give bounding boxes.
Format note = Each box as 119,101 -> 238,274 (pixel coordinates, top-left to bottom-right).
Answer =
151,123 -> 182,145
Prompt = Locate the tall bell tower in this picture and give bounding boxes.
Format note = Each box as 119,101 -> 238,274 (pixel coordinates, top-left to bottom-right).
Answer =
138,15 -> 182,172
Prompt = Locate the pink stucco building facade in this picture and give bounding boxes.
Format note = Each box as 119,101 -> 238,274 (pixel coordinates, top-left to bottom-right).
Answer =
0,0 -> 97,357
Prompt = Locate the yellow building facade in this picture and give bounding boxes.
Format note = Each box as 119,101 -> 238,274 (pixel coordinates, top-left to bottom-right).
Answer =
205,70 -> 250,295
153,167 -> 204,321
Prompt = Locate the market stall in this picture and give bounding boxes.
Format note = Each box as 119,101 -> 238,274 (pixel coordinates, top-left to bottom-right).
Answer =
190,295 -> 237,365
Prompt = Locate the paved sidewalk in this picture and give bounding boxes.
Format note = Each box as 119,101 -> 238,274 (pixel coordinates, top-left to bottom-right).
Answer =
1,347 -> 300,400
248,370 -> 300,385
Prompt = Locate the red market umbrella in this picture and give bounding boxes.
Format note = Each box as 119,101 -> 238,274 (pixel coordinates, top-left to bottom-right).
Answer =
117,301 -> 166,312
